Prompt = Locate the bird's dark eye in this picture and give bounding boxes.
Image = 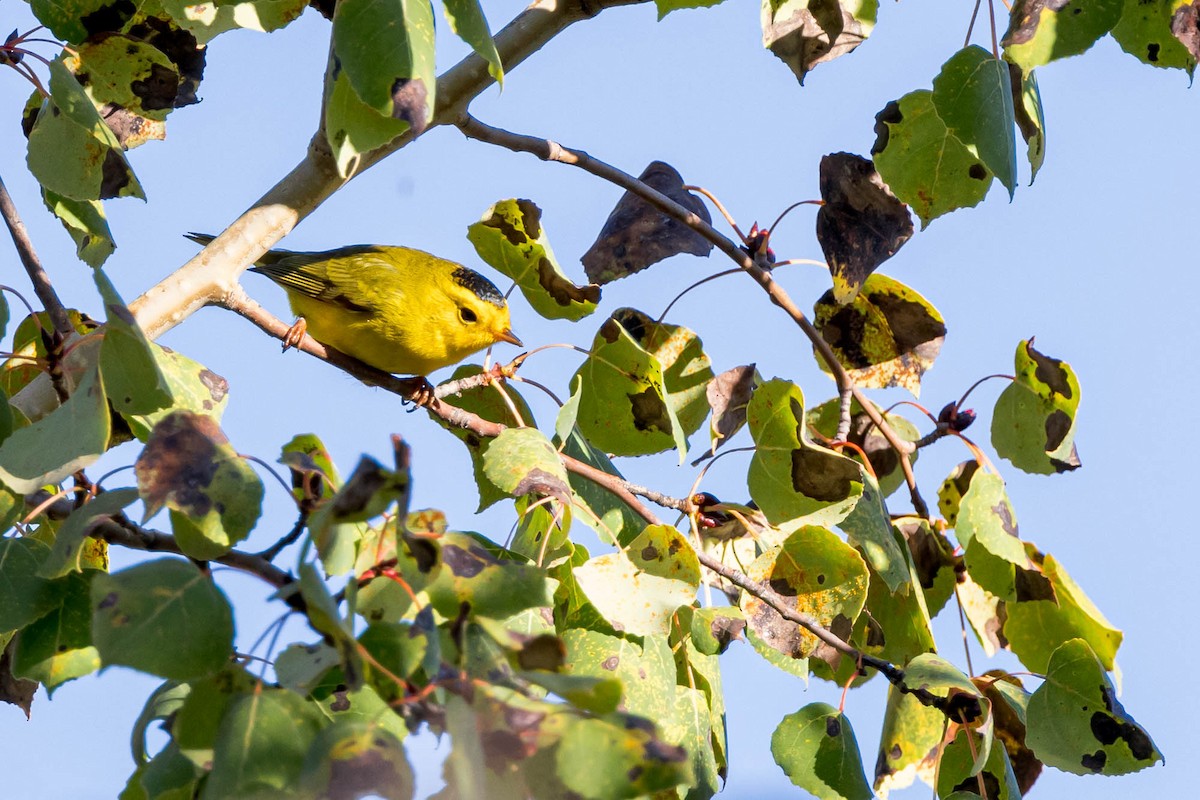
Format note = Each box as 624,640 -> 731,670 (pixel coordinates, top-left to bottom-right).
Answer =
459,307 -> 478,323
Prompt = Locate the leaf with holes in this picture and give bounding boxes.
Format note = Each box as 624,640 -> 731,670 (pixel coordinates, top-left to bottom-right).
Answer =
469,198 -> 599,321
814,273 -> 945,396
872,90 -> 993,228
772,702 -> 872,800
762,0 -> 878,85
581,161 -> 713,284
748,379 -> 864,528
816,152 -> 913,304
90,558 -> 233,680
135,411 -> 263,560
1026,639 -> 1161,775
1002,0 -> 1124,70
739,525 -> 868,660
992,339 -> 1081,474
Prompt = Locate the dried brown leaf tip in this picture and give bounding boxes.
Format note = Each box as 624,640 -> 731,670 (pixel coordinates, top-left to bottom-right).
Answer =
581,161 -> 713,285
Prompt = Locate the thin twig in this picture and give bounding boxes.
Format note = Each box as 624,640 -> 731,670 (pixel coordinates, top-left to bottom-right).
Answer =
0,174 -> 71,339
455,114 -> 928,518
257,511 -> 311,562
835,386 -> 853,442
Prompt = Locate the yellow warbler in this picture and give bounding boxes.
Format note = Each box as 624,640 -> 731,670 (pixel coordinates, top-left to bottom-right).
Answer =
188,234 -> 522,376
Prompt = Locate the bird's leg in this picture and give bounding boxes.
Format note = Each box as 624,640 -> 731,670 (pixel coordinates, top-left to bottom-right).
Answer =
282,317 -> 308,352
398,376 -> 436,408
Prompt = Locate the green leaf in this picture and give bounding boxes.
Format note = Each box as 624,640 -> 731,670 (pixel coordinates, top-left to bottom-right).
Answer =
1002,0 -> 1124,70
39,487 -> 139,579
1011,65 -> 1047,182
740,525 -> 868,660
903,653 -> 987,723
838,475 -> 909,592
134,742 -> 201,800
0,361 -> 110,494
873,682 -> 945,796
687,605 -> 745,656
122,346 -> 230,441
27,61 -> 144,201
91,558 -> 234,680
573,308 -> 712,459
279,433 -> 342,504
66,33 -> 181,128
298,562 -> 363,688
332,0 -> 436,132
557,714 -> 691,799
172,666 -> 257,768
433,364 -> 534,511
10,570 -> 99,692
521,671 -> 623,715
160,0 -> 308,42
324,69 -> 410,179
932,46 -> 1019,197
772,702 -> 872,800
762,0 -> 879,85
135,411 -> 264,560
42,189 -> 116,267
936,726 -> 1022,800
896,516 -> 957,618
511,493 -> 572,567
29,0 -> 132,43
872,90 -> 993,228
275,641 -> 341,695
813,274 -> 946,396
558,429 -> 645,546
747,624 -> 809,680
202,688 -> 326,798
807,396 -> 920,499
854,530 -> 936,666
129,680 -> 192,765
571,525 -> 699,637
300,718 -> 414,800
992,338 -> 1082,474
1026,639 -> 1162,775
956,470 -> 1030,601
426,532 -> 554,620
657,0 -> 729,18
1113,0 -> 1199,73
561,629 -> 677,721
1004,550 -> 1122,672
482,427 -> 571,502
468,198 -> 600,321
443,0 -> 503,83
95,270 -> 173,416
747,379 -> 864,527
0,538 -> 64,632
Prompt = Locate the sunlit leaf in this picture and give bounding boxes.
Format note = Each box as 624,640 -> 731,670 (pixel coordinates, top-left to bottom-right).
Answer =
324,69 -> 409,178
956,470 -> 1030,600
482,427 -> 570,505
1026,639 -> 1161,775
872,90 -> 993,228
443,0 -> 503,82
873,682 -> 942,796
39,488 -> 138,579
1002,0 -> 1123,70
42,189 -> 115,267
936,726 -> 1022,800
95,270 -> 172,416
469,198 -> 599,321
992,338 -> 1081,474
748,379 -> 864,527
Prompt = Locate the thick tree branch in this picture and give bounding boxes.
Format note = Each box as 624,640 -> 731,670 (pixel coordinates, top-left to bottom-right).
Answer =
454,114 -> 929,518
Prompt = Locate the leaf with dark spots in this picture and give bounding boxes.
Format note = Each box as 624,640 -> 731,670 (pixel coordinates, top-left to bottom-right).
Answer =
328,457 -> 406,519
124,17 -> 205,108
468,198 -> 600,321
516,634 -> 566,671
1003,0 -> 1123,70
629,387 -> 673,433
992,339 -> 1082,474
390,77 -> 429,134
512,468 -> 571,506
790,447 -> 861,502
130,63 -> 179,111
813,273 -> 945,395
441,544 -> 490,578
871,99 -> 903,154
1013,563 -> 1055,602
763,0 -> 877,85
99,147 -> 135,199
581,161 -> 713,285
816,152 -> 914,304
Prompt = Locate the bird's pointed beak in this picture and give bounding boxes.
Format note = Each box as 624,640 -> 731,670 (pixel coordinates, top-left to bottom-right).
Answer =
496,328 -> 523,347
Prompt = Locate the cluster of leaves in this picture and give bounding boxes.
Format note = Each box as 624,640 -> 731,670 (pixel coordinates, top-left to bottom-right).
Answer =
0,0 -> 1186,798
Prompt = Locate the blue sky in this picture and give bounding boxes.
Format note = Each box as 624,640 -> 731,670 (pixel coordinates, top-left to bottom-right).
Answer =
2,1 -> 1196,797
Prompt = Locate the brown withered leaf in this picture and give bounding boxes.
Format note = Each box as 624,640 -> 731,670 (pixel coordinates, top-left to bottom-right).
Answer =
705,364 -> 759,455
815,152 -> 913,304
975,672 -> 1043,794
1172,2 -> 1200,60
581,161 -> 713,285
763,0 -> 875,85
0,641 -> 36,719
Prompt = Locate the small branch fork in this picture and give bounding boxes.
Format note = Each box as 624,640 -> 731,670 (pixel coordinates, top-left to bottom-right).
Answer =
453,114 -> 928,518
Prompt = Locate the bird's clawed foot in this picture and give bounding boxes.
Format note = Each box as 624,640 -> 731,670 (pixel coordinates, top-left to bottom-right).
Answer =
282,317 -> 308,352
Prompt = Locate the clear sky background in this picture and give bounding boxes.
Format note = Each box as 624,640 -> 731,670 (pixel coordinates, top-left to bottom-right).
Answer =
2,1 -> 1196,798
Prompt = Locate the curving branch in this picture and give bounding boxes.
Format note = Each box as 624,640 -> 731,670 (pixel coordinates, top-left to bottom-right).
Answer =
454,114 -> 929,517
